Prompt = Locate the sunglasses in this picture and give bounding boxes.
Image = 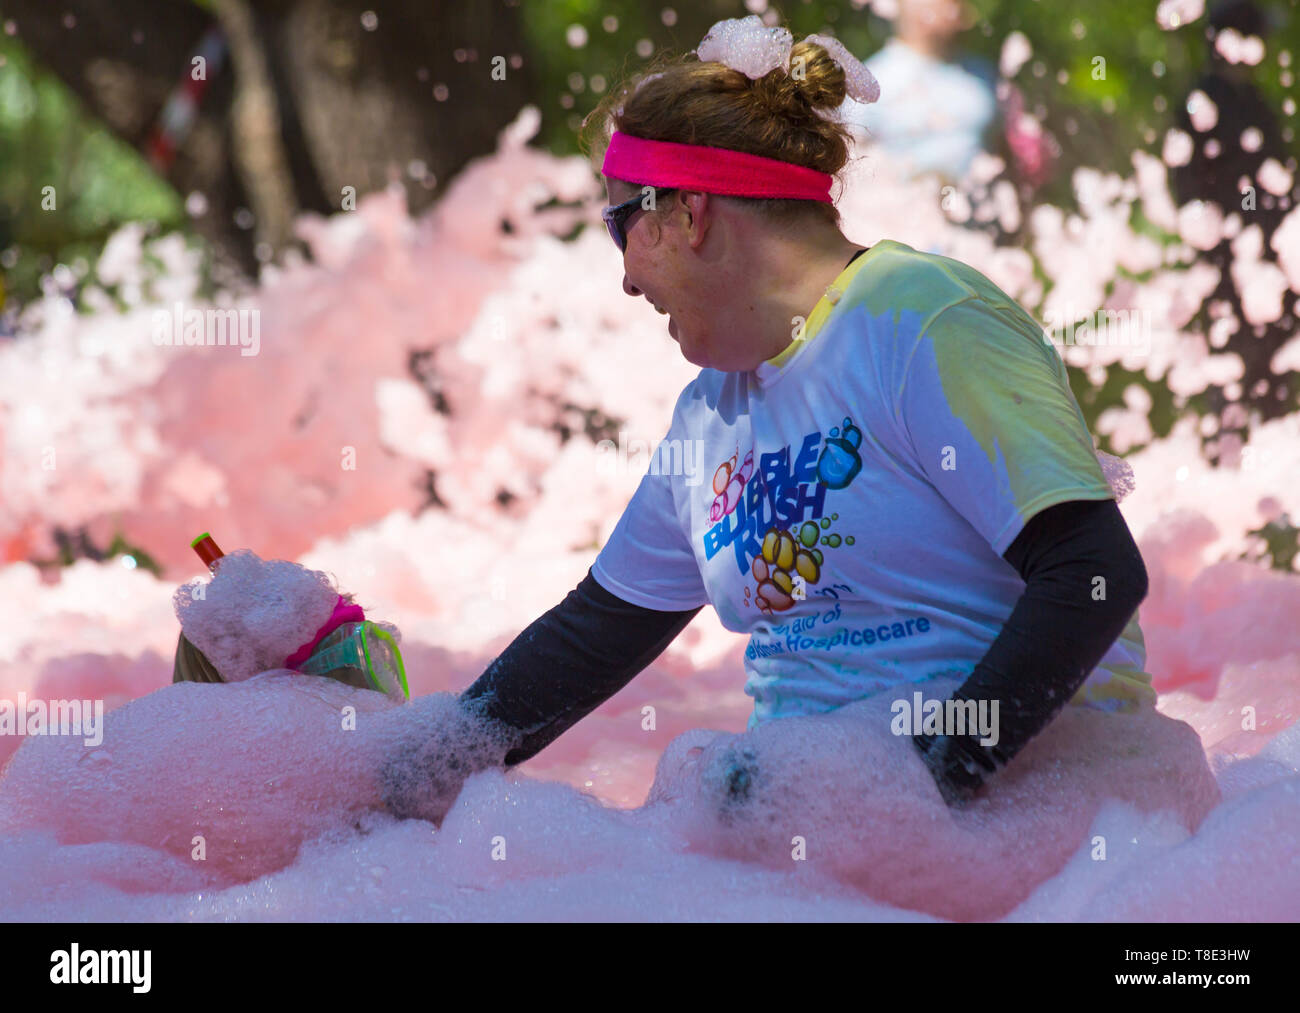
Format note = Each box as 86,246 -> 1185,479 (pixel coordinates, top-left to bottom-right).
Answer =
601,186 -> 676,252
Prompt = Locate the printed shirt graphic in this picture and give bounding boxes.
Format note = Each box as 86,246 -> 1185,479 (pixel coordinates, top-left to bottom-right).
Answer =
592,239 -> 1154,728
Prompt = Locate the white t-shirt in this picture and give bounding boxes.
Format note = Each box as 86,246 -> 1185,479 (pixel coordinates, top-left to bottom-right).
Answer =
592,240 -> 1154,728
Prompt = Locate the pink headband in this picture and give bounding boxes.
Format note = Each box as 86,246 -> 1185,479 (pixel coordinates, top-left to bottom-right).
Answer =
284,594 -> 367,669
601,131 -> 834,204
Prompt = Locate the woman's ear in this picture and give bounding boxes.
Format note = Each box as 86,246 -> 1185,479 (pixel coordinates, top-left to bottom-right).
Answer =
681,191 -> 713,249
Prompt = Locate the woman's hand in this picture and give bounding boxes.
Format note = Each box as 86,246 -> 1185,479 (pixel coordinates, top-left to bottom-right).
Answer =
912,730 -> 996,807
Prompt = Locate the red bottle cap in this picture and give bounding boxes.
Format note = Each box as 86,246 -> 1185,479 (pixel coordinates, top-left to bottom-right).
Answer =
191,532 -> 225,571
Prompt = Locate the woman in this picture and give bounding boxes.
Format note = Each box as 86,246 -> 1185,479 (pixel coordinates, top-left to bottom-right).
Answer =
388,21 -> 1155,817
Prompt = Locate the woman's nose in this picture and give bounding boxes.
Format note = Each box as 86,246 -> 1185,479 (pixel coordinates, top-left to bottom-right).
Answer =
622,274 -> 641,298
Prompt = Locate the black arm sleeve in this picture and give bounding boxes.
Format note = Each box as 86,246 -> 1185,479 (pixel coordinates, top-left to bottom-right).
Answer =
459,570 -> 703,766
914,497 -> 1148,804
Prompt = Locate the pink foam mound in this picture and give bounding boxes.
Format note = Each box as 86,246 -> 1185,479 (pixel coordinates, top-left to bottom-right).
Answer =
0,676 -> 398,882
0,667 -> 1247,921
1007,723 -> 1300,921
1137,511 -> 1300,699
645,678 -> 1219,921
0,675 -> 516,888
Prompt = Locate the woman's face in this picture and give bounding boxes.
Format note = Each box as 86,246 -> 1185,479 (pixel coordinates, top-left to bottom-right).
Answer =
604,176 -> 724,369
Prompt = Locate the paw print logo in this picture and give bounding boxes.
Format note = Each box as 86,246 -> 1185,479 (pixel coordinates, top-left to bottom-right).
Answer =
750,525 -> 823,614
817,416 -> 864,490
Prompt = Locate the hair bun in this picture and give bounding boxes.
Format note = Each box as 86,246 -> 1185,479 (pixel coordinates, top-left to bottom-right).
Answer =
749,39 -> 846,122
790,39 -> 848,108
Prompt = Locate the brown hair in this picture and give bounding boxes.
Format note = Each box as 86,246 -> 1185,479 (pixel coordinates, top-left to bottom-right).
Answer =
583,37 -> 852,228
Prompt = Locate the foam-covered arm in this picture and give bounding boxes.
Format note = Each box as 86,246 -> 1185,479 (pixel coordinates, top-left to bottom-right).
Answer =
376,692 -> 523,823
913,498 -> 1148,805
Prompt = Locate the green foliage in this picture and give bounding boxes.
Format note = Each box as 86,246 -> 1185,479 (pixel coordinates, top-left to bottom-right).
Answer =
39,525 -> 164,577
1068,360 -> 1181,456
0,36 -> 183,307
519,0 -> 1297,204
1240,515 -> 1300,572
520,0 -> 893,154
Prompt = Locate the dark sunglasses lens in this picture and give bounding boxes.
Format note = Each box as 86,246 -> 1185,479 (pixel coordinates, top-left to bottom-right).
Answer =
605,214 -> 626,250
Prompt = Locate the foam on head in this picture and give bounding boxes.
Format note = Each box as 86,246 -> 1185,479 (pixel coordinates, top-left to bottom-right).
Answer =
172,550 -> 341,681
695,17 -> 794,80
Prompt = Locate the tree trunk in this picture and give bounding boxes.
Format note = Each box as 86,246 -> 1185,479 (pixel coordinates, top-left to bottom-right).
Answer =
5,0 -> 537,277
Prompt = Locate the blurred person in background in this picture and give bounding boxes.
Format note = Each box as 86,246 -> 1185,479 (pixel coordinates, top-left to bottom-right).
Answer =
839,0 -> 998,184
